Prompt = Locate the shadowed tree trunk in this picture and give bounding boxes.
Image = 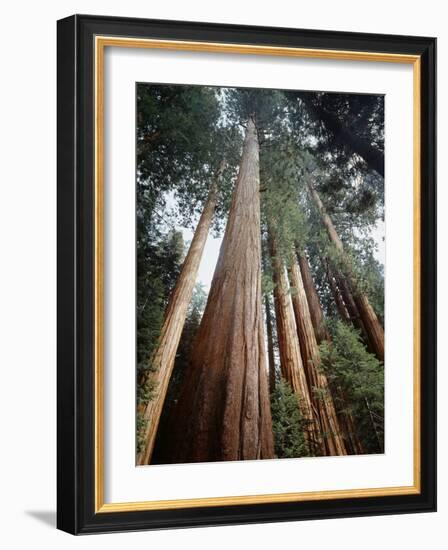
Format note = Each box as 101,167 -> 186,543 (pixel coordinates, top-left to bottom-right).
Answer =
307,179 -> 384,362
299,250 -> 365,455
288,258 -> 347,456
326,262 -> 351,324
167,119 -> 274,463
265,294 -> 276,394
297,253 -> 330,343
270,235 -> 322,455
332,267 -> 371,349
137,165 -> 225,465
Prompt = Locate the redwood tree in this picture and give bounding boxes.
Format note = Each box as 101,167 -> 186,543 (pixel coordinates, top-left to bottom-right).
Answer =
298,253 -> 330,343
288,257 -> 347,456
137,166 -> 223,465
270,233 -> 322,455
168,118 -> 274,463
306,178 -> 384,362
297,250 -> 365,455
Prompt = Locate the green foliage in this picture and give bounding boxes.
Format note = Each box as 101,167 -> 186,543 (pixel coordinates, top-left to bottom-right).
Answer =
137,85 -> 220,205
319,321 -> 384,453
135,83 -> 385,460
136,230 -> 185,383
260,138 -> 310,272
136,412 -> 147,455
286,90 -> 384,176
270,379 -> 311,459
224,88 -> 286,131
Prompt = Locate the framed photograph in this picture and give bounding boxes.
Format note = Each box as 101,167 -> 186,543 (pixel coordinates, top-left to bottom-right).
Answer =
57,14 -> 436,534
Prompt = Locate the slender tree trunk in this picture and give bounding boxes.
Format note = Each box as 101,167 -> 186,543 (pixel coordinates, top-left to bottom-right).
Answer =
307,180 -> 384,362
270,235 -> 322,455
167,119 -> 274,463
265,294 -> 276,394
299,250 -> 365,455
353,293 -> 385,362
137,163 -> 223,465
326,262 -> 351,323
297,253 -> 330,343
332,267 -> 371,349
288,259 -> 347,456
301,97 -> 384,177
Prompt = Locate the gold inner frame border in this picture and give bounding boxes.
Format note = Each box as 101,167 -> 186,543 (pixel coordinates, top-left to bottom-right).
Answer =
94,35 -> 421,513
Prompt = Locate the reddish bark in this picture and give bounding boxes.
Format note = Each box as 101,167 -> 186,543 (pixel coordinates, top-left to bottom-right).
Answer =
270,236 -> 322,454
167,119 -> 274,463
137,168 -> 223,465
299,251 -> 365,455
307,179 -> 384,362
326,263 -> 351,324
297,253 -> 330,343
289,259 -> 347,456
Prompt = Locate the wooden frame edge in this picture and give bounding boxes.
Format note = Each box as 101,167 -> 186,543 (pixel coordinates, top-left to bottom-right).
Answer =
93,35 -> 422,514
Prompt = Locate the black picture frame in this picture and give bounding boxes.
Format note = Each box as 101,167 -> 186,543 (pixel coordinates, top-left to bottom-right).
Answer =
57,14 -> 436,534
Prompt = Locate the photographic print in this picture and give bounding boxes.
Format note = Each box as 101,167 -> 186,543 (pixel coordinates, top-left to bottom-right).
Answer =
136,84 -> 385,466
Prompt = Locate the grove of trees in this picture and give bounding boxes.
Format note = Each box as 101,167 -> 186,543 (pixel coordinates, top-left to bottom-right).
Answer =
136,83 -> 385,465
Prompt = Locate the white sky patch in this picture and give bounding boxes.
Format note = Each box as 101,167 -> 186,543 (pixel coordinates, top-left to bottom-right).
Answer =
182,228 -> 222,291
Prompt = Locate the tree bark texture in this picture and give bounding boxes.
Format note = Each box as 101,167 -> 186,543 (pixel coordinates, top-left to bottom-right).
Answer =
297,253 -> 330,343
300,252 -> 365,455
326,262 -> 351,323
269,235 -> 323,454
167,119 -> 274,463
137,167 -> 222,465
307,180 -> 384,362
288,259 -> 347,456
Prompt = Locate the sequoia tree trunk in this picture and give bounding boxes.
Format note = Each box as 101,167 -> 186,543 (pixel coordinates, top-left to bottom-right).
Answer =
270,235 -> 322,455
288,259 -> 347,456
326,262 -> 351,324
137,164 -> 223,465
332,267 -> 370,345
299,250 -> 364,455
168,118 -> 274,463
297,253 -> 330,343
307,180 -> 384,362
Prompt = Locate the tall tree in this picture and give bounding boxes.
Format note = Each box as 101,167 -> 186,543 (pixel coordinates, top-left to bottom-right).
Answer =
306,178 -> 384,362
168,118 -> 274,463
297,249 -> 365,455
137,164 -> 224,465
297,253 -> 331,343
326,262 -> 351,323
288,258 -> 347,456
270,234 -> 322,455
